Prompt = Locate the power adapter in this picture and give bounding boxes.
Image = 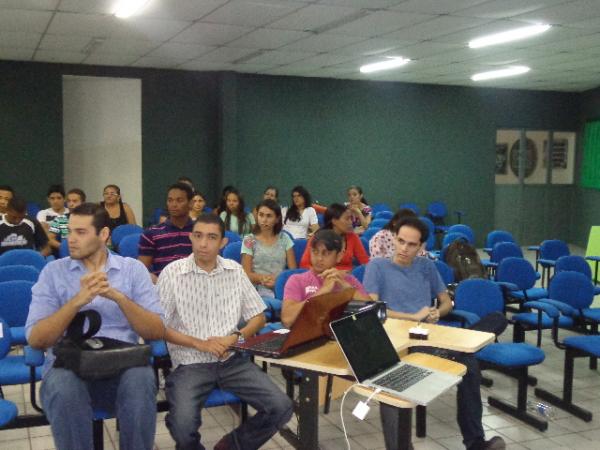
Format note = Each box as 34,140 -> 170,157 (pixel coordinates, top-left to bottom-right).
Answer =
352,401 -> 370,420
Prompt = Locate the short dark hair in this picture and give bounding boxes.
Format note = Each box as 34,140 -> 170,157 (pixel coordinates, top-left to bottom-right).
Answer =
323,203 -> 348,230
194,212 -> 225,238
70,203 -> 110,235
67,188 -> 86,202
168,182 -> 194,201
0,185 -> 14,193
7,196 -> 26,214
264,186 -> 279,198
396,217 -> 429,244
254,199 -> 283,235
383,208 -> 417,232
311,229 -> 342,253
47,184 -> 65,197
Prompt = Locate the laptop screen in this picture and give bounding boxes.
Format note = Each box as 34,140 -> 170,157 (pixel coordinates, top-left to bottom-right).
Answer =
331,308 -> 400,382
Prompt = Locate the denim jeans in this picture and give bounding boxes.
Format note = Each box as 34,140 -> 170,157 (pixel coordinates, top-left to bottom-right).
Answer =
165,354 -> 293,450
40,366 -> 157,450
380,349 -> 484,449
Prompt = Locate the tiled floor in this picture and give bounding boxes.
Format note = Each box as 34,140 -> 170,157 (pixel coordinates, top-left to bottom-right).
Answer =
1,245 -> 599,449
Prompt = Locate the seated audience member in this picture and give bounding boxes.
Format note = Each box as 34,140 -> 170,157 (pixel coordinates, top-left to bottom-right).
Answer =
363,217 -> 505,450
0,185 -> 14,214
213,185 -> 236,215
47,188 -> 86,253
189,191 -> 208,221
25,203 -> 164,450
37,184 -> 68,230
177,176 -> 195,192
282,186 -> 319,239
252,186 -> 279,219
299,203 -> 369,271
101,184 -> 137,232
219,189 -> 255,237
345,185 -> 371,234
242,199 -> 296,298
282,229 -> 370,328
0,196 -> 50,256
138,183 -> 194,280
369,208 -> 417,259
158,214 -> 292,450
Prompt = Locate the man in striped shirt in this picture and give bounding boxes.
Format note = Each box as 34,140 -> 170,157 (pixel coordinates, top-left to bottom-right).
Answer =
138,183 -> 194,281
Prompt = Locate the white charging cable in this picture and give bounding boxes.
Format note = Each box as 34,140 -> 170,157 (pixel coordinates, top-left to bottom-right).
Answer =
340,384 -> 382,450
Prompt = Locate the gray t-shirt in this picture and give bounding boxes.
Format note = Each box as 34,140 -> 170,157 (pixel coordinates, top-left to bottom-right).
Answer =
241,232 -> 293,276
363,257 -> 446,314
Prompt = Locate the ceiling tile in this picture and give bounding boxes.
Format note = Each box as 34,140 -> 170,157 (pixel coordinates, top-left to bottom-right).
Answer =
233,63 -> 279,73
317,0 -> 407,8
97,37 -> 159,55
133,55 -> 190,68
453,0 -> 568,20
111,18 -> 191,41
284,52 -> 359,69
0,30 -> 42,48
241,49 -> 315,65
399,41 -> 465,60
334,37 -> 415,56
0,0 -> 58,10
47,12 -> 118,37
39,33 -> 94,52
146,42 -> 214,59
267,4 -> 361,32
81,52 -> 138,66
0,47 -> 34,61
173,22 -> 253,45
196,46 -> 262,63
140,0 -> 229,21
391,0 -> 488,14
429,19 -> 537,45
383,15 -> 490,41
279,33 -> 365,52
34,48 -> 86,63
227,28 -> 310,50
0,8 -> 52,32
260,65 -> 316,76
325,10 -> 435,38
514,0 -> 600,25
58,0 -> 115,14
177,60 -> 235,71
201,0 -> 307,27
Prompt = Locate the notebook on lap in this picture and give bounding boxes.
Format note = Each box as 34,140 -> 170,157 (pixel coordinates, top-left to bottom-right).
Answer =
230,288 -> 355,358
330,308 -> 462,406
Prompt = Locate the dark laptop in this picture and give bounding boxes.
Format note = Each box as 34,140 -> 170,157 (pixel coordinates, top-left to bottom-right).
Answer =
330,308 -> 461,405
230,288 -> 355,358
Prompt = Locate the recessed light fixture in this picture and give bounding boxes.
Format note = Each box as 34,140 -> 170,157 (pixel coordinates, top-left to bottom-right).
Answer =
468,24 -> 551,49
114,0 -> 151,19
360,57 -> 410,74
471,66 -> 530,81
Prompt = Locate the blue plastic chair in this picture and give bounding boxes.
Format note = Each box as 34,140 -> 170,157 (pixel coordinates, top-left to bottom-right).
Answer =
111,224 -> 144,249
399,202 -> 420,215
374,211 -> 393,220
482,242 -> 523,276
225,231 -> 242,243
418,216 -> 436,252
555,255 -> 600,295
0,399 -> 17,428
0,280 -> 34,345
484,230 -> 516,255
370,203 -> 392,215
149,207 -> 166,225
274,268 -> 308,300
58,239 -> 70,258
538,240 -> 570,288
426,201 -> 449,233
447,224 -> 475,245
0,249 -> 46,272
441,232 -> 468,249
316,213 -> 324,227
369,218 -> 389,229
360,236 -> 370,257
361,227 -> 381,242
434,260 -> 455,286
0,265 -> 39,283
352,265 -> 366,283
26,202 -> 42,219
453,279 -> 547,431
293,239 -> 307,267
117,233 -> 142,258
223,241 -> 242,263
495,257 -> 547,312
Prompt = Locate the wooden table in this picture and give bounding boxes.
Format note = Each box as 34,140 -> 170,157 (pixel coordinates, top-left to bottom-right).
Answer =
257,319 -> 494,450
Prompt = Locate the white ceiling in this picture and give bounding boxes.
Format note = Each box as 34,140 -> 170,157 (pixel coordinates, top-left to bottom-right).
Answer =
1,0 -> 600,92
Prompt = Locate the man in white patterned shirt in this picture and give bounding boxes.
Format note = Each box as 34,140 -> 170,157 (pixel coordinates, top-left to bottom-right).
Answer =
158,213 -> 292,450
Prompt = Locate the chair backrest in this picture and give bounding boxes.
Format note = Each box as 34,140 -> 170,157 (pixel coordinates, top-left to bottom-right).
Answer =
293,239 -> 307,266
374,211 -> 393,220
224,231 -> 242,243
0,280 -> 34,327
418,216 -> 436,251
496,257 -> 537,290
26,202 -> 42,219
274,268 -> 308,299
316,213 -> 324,227
118,233 -> 142,259
222,241 -> 242,263
0,265 -> 40,283
454,279 -> 504,318
540,239 -> 570,261
369,218 -> 389,229
361,227 -> 381,242
399,202 -> 420,215
0,249 -> 46,271
149,207 -> 166,225
370,203 -> 392,215
442,231 -> 468,249
434,260 -> 455,285
548,271 -> 594,310
111,224 -> 144,248
360,236 -> 370,256
491,242 -> 523,264
58,239 -> 70,258
426,201 -> 448,219
0,318 -> 11,359
485,230 -> 516,249
447,224 -> 475,245
555,255 -> 592,279
352,264 -> 366,283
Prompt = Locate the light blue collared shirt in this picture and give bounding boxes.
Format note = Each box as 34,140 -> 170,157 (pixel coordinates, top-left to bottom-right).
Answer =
25,250 -> 164,376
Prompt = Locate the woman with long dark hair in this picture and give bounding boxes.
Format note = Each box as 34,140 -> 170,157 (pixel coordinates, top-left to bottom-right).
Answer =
345,185 -> 371,234
100,184 -> 136,232
219,189 -> 255,237
282,185 -> 319,239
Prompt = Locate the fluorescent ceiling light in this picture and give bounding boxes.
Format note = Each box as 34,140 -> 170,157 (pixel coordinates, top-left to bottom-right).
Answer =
471,66 -> 530,81
114,0 -> 150,18
469,24 -> 551,49
360,57 -> 410,74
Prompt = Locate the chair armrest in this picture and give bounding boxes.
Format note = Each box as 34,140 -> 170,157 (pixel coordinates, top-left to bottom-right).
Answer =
522,301 -> 560,319
24,346 -> 45,366
585,256 -> 600,262
146,340 -> 169,358
538,259 -> 556,267
495,281 -> 519,291
528,245 -> 540,251
446,310 -> 481,328
538,298 -> 576,316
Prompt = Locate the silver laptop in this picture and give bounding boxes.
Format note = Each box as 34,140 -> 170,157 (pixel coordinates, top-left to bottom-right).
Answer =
330,308 -> 462,406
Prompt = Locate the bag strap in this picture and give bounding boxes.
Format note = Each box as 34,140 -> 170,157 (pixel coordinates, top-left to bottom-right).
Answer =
66,310 -> 102,342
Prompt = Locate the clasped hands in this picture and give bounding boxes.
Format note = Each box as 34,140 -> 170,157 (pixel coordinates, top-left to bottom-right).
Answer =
76,271 -> 122,306
415,306 -> 440,324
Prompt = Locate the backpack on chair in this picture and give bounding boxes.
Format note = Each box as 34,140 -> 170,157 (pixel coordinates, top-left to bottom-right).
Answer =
445,240 -> 486,282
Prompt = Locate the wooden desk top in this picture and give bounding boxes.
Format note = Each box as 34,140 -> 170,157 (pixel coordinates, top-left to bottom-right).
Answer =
256,319 -> 494,376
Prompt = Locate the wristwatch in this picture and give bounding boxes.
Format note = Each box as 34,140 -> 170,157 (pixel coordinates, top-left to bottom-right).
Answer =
232,330 -> 245,344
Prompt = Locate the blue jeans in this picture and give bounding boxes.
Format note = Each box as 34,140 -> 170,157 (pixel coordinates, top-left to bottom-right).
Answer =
165,354 -> 293,450
380,349 -> 484,449
40,366 -> 157,450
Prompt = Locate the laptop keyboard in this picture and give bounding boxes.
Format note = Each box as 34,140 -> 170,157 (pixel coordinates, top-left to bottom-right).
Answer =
374,364 -> 432,392
247,334 -> 287,353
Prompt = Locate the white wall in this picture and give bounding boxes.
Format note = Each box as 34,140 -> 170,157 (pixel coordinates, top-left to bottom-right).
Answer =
63,75 -> 143,222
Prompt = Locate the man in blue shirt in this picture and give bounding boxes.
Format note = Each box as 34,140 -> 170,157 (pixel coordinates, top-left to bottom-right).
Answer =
26,203 -> 165,450
364,217 -> 505,450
